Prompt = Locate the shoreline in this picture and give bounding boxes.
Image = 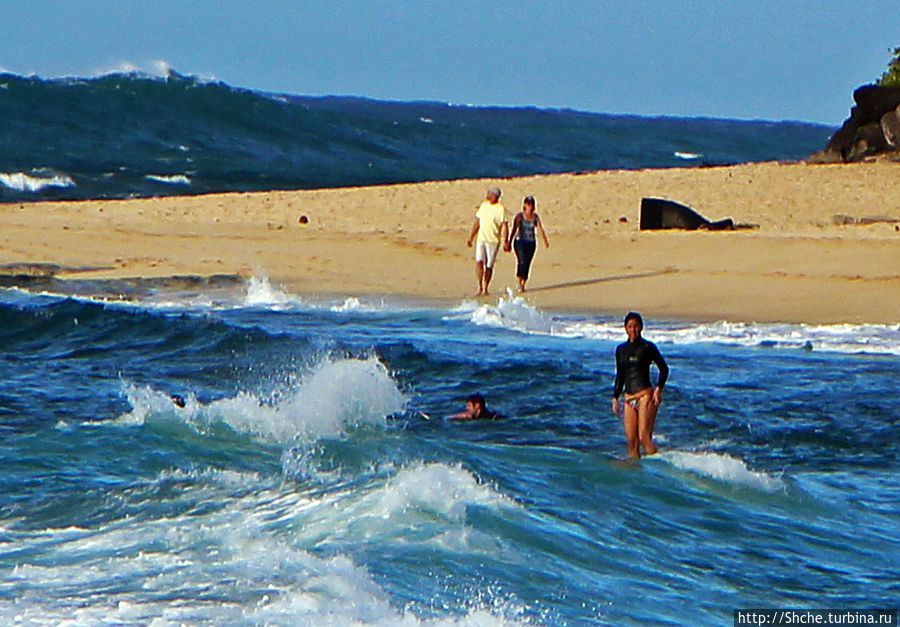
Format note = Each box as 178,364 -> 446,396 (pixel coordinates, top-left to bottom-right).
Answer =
2,160 -> 899,324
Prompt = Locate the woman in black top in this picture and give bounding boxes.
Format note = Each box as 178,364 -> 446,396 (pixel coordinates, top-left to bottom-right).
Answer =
611,312 -> 669,458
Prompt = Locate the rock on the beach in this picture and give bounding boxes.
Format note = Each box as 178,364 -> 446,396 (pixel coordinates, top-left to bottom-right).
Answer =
846,122 -> 890,161
810,84 -> 900,162
882,104 -> 900,147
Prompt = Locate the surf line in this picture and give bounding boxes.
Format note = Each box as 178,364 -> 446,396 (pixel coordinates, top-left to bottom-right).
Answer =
525,269 -> 677,293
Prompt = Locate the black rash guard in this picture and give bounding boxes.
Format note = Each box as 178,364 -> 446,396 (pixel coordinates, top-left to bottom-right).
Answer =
613,337 -> 669,397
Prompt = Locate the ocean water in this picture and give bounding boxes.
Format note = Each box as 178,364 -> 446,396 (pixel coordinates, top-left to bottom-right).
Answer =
0,71 -> 835,203
1,68 -> 894,625
1,280 -> 897,625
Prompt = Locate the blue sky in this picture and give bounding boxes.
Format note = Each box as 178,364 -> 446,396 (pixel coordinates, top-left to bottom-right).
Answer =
2,1 -> 897,124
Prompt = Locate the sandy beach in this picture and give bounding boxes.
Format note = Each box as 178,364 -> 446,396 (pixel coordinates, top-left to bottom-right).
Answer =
1,159 -> 898,324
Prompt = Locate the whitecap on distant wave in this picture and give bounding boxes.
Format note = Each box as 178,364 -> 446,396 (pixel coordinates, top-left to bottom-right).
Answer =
145,173 -> 191,185
0,170 -> 75,192
674,151 -> 702,160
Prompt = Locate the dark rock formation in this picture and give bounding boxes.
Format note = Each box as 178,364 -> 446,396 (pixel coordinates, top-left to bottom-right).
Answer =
641,197 -> 739,230
809,84 -> 900,162
882,105 -> 900,147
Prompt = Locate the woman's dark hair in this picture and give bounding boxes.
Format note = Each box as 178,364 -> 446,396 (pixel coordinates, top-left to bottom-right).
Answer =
466,393 -> 486,408
523,196 -> 535,207
623,311 -> 643,327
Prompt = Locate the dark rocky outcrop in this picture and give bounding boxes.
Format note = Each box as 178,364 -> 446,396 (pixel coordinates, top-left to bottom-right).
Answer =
639,197 -> 758,231
809,84 -> 900,162
882,106 -> 900,146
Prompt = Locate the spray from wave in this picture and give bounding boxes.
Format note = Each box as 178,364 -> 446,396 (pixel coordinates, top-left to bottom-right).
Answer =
244,275 -> 299,308
119,355 -> 408,444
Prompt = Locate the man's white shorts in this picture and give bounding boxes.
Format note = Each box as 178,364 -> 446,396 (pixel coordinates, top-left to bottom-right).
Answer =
474,241 -> 500,268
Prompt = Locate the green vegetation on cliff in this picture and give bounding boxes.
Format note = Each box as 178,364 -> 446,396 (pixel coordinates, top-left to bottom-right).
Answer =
877,46 -> 900,87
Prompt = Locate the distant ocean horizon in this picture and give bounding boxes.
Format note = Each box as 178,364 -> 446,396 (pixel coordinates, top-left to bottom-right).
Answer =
0,69 -> 836,203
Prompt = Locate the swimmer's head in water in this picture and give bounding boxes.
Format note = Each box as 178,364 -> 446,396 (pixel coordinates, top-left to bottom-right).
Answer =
465,393 -> 486,410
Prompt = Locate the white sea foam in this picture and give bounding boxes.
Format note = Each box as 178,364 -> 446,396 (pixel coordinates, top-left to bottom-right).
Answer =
89,59 -> 214,82
145,173 -> 191,185
157,466 -> 265,491
674,151 -> 702,160
244,275 -> 300,307
465,296 -> 900,355
7,281 -> 896,355
328,295 -> 402,313
149,59 -> 172,77
373,462 -> 513,521
0,464 -> 525,625
243,276 -> 428,314
0,170 -> 75,192
258,355 -> 408,441
283,461 -> 517,554
658,450 -> 784,492
0,508 -> 512,625
656,320 -> 900,355
331,296 -> 364,312
467,290 -> 573,336
119,355 -> 407,444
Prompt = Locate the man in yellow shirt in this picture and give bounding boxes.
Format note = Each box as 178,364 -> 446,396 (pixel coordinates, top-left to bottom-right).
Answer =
466,187 -> 510,296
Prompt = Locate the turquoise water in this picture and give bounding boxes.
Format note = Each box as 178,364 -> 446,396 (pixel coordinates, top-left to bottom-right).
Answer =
1,281 -> 897,625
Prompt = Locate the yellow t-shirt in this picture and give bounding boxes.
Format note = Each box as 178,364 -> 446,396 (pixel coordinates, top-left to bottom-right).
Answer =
475,200 -> 507,244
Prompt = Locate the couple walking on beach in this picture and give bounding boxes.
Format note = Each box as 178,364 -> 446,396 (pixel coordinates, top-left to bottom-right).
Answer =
466,187 -> 550,296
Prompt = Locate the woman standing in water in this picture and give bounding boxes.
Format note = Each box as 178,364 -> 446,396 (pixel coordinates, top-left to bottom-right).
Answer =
611,312 -> 669,458
507,196 -> 550,292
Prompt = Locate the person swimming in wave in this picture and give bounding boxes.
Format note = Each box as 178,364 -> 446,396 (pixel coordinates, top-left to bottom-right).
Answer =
611,312 -> 669,458
449,393 -> 503,421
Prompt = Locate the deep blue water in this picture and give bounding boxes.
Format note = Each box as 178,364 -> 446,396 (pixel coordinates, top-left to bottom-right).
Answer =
0,70 -> 834,203
1,282 -> 897,625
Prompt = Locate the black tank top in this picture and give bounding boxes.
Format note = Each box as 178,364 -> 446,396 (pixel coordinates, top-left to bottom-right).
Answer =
516,213 -> 538,241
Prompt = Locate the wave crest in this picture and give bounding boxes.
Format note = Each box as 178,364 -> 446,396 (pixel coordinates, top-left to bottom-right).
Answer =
658,450 -> 784,492
0,170 -> 75,192
119,355 -> 407,444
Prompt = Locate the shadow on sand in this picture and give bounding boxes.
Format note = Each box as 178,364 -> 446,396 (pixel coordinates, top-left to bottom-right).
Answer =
526,269 -> 677,293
